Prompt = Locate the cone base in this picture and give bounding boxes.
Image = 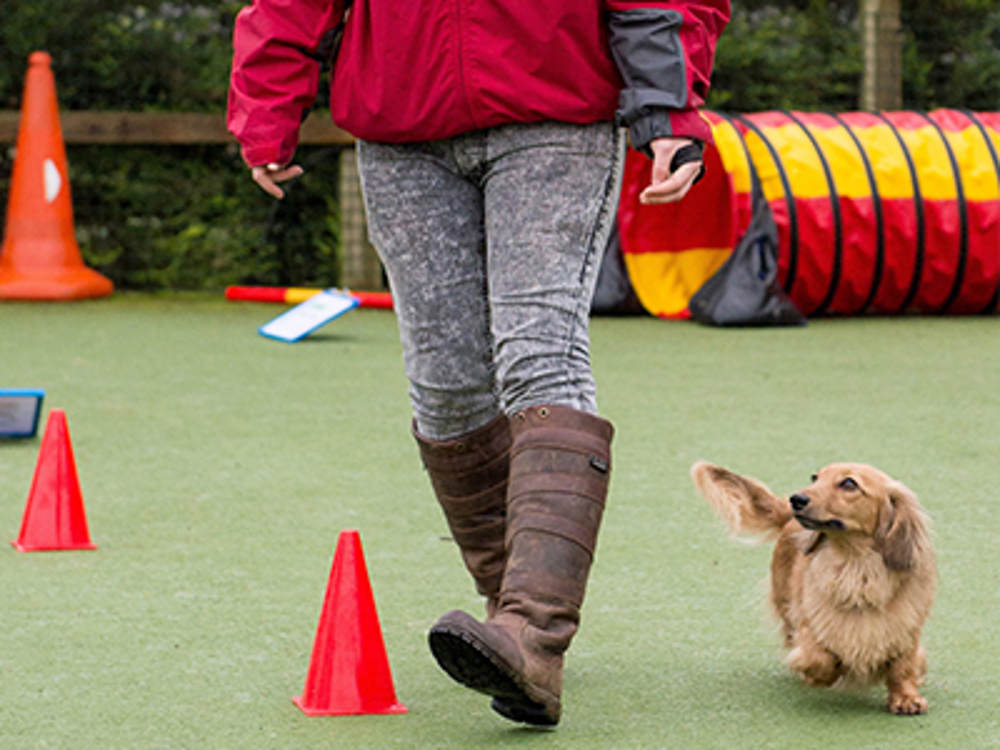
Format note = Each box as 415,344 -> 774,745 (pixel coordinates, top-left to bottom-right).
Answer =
292,696 -> 408,717
11,540 -> 97,553
0,267 -> 113,300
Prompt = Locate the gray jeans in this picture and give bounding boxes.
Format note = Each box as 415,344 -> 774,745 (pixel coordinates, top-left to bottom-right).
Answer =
358,122 -> 626,440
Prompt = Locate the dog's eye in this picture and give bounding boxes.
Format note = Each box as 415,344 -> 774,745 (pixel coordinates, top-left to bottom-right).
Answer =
839,477 -> 859,491
810,474 -> 818,482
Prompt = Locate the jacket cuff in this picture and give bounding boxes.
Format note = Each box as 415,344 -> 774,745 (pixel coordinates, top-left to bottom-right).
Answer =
239,132 -> 300,169
626,107 -> 714,157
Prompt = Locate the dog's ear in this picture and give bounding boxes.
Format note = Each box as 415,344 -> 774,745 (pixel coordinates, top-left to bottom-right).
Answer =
877,481 -> 931,571
691,461 -> 788,537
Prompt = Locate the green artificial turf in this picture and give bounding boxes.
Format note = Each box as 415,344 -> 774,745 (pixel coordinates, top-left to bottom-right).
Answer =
1,294 -> 998,749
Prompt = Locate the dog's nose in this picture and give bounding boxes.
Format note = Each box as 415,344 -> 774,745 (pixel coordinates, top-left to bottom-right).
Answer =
790,493 -> 810,512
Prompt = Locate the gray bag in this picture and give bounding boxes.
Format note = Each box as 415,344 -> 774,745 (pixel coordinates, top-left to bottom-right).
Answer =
688,170 -> 806,327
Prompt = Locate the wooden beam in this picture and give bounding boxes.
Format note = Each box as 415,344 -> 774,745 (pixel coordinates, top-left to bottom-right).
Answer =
0,109 -> 381,291
861,0 -> 903,111
337,149 -> 383,291
0,110 -> 354,146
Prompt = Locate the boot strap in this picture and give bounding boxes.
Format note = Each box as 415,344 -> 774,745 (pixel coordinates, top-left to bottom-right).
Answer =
506,510 -> 601,558
511,435 -> 611,467
435,480 -> 509,518
414,415 -> 512,473
508,471 -> 606,504
449,516 -> 505,544
502,567 -> 587,608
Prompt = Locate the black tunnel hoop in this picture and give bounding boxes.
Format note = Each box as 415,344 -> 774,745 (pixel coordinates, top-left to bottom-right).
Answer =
782,110 -> 843,317
713,111 -> 761,196
961,109 -> 1000,314
733,113 -> 800,298
913,111 -> 969,315
829,112 -> 885,316
872,112 -> 926,315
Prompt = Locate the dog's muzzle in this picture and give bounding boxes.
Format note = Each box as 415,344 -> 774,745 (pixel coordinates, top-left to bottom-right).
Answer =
790,494 -> 845,531
795,515 -> 844,532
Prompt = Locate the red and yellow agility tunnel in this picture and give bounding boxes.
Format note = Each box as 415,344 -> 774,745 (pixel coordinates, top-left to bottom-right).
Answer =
619,109 -> 1000,318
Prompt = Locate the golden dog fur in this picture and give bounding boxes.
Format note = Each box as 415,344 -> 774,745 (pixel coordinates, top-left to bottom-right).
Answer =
690,461 -> 936,715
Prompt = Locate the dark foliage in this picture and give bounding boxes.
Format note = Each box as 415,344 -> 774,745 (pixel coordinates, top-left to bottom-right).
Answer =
1,1 -> 996,290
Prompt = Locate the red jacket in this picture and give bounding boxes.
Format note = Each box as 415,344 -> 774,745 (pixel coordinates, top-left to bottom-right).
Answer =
229,1 -> 729,167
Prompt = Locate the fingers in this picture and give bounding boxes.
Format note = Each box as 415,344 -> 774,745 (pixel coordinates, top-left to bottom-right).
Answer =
639,161 -> 702,205
251,162 -> 305,199
639,138 -> 703,205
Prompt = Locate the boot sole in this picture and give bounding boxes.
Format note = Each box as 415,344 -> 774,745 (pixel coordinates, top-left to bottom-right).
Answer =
491,696 -> 557,726
428,622 -> 558,727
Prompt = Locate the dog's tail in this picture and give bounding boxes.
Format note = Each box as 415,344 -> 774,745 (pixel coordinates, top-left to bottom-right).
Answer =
690,461 -> 792,540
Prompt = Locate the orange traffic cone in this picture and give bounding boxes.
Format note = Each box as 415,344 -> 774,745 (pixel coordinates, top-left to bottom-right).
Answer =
293,529 -> 407,716
12,409 -> 97,552
0,51 -> 113,300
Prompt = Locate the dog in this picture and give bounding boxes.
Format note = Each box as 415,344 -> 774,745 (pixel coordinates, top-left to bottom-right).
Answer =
690,461 -> 936,715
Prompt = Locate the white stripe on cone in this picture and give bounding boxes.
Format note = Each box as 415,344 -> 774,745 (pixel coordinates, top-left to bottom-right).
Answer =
43,158 -> 62,203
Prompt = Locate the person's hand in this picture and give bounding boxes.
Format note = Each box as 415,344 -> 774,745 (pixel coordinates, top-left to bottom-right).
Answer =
251,162 -> 304,199
639,138 -> 703,205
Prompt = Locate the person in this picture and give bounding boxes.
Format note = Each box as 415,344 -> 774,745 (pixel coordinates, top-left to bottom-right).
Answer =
229,0 -> 729,727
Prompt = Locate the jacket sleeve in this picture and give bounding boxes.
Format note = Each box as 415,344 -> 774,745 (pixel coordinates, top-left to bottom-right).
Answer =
606,1 -> 730,156
227,0 -> 344,167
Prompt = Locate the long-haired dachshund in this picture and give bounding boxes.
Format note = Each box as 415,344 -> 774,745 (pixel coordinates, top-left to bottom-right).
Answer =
690,461 -> 936,715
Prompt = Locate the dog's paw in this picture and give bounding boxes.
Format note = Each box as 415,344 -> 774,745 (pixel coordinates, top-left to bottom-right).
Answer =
887,692 -> 928,715
787,646 -> 841,687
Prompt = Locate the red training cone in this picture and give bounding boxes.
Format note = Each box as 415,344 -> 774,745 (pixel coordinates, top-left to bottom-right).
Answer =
12,408 -> 97,552
0,51 -> 113,300
293,529 -> 407,716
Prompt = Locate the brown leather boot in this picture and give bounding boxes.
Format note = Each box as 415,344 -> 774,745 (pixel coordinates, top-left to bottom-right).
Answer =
414,414 -> 511,615
428,405 -> 613,726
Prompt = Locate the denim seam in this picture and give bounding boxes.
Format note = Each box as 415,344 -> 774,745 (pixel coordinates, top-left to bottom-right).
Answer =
565,126 -> 627,358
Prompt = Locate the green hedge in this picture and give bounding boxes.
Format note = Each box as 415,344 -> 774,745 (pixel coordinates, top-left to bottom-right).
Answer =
68,145 -> 344,290
1,1 -> 997,291
0,2 -> 241,113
